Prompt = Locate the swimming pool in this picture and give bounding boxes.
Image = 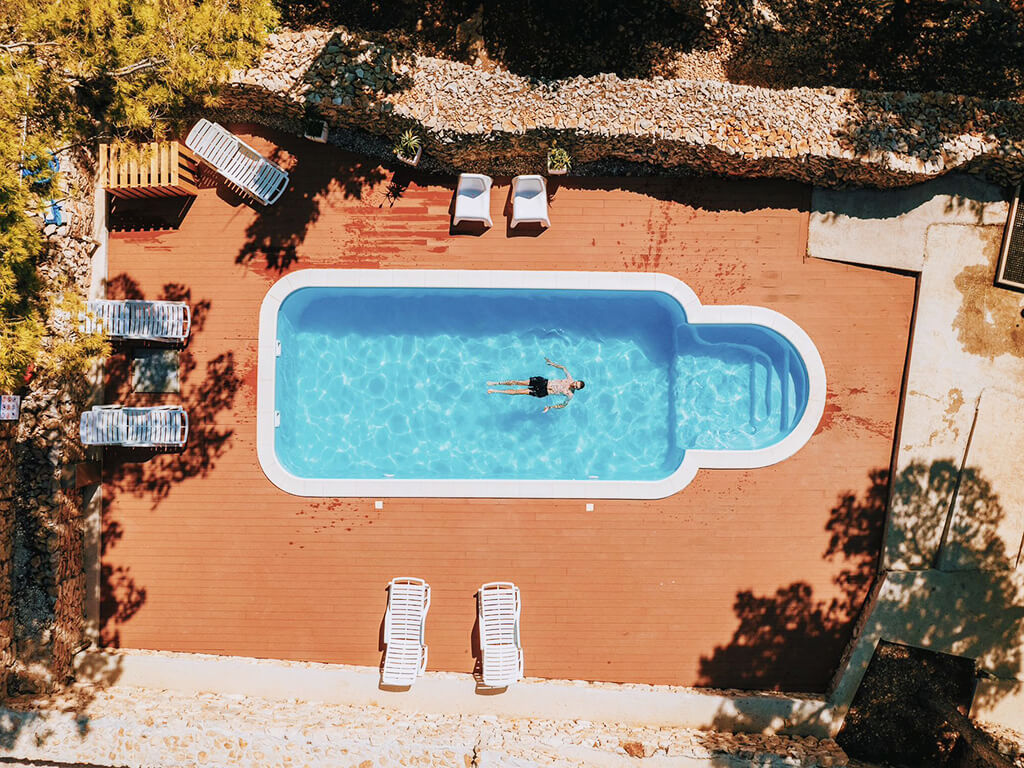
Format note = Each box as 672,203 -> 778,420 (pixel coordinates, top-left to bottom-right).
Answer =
257,270 -> 826,498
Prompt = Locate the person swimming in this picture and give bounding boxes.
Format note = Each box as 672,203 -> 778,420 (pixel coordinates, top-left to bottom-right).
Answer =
488,358 -> 585,413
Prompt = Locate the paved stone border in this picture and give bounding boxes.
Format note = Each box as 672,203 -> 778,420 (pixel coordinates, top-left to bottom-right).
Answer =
216,28 -> 1024,188
1,677 -> 850,767
74,647 -> 841,738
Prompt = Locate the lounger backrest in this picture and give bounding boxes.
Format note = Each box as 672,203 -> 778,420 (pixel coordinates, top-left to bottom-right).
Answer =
185,119 -> 289,205
125,406 -> 188,447
80,406 -> 128,446
479,582 -> 521,648
458,174 -> 490,194
514,175 -> 545,196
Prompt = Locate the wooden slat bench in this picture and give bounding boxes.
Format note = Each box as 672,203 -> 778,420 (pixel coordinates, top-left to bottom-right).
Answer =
99,141 -> 199,199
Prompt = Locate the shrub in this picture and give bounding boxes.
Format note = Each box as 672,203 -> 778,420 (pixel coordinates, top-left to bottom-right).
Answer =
547,141 -> 572,171
393,129 -> 421,160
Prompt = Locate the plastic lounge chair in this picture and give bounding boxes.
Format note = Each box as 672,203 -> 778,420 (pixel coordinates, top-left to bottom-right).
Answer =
477,581 -> 523,687
80,405 -> 188,447
80,299 -> 191,343
453,173 -> 493,228
382,577 -> 431,687
510,175 -> 550,229
184,119 -> 289,205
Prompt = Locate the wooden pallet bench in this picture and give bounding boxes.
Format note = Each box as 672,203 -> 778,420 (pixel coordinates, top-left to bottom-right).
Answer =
99,141 -> 199,199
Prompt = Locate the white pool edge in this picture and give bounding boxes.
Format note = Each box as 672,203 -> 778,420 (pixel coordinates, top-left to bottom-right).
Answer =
256,270 -> 827,499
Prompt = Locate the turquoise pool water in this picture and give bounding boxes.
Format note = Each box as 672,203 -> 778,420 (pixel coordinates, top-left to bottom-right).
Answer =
274,287 -> 809,482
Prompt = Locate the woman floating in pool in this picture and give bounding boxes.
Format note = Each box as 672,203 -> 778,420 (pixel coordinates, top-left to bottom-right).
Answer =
488,358 -> 585,413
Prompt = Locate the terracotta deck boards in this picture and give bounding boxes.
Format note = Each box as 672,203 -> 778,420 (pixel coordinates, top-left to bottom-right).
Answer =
102,125 -> 916,691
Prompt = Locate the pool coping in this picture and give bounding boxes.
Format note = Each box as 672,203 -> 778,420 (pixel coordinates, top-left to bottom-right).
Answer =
256,270 -> 827,499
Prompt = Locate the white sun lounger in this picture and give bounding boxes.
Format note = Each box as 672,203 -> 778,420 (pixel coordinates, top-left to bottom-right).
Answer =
510,175 -> 550,229
382,577 -> 431,687
453,173 -> 493,228
80,299 -> 191,343
79,405 -> 189,447
478,581 -> 523,687
184,119 -> 289,205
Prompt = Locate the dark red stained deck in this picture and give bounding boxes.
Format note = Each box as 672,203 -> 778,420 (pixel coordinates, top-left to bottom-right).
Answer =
101,125 -> 915,691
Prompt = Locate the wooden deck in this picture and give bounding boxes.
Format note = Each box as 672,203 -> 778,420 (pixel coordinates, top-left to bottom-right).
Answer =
102,125 -> 916,692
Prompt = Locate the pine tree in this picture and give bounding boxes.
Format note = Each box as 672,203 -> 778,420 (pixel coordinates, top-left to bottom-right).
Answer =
0,0 -> 277,390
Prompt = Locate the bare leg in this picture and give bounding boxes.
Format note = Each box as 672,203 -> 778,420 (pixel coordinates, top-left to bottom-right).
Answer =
487,380 -> 529,386
487,388 -> 532,395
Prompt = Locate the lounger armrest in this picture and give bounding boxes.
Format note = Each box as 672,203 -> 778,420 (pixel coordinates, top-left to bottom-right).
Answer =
383,603 -> 393,645
419,645 -> 428,675
421,584 -> 431,646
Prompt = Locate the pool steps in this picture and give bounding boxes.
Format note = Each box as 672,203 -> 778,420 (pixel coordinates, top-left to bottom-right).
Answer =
680,324 -> 791,434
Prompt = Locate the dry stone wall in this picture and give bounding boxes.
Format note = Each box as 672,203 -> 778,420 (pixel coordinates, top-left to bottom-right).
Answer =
0,436 -> 15,699
218,29 -> 1024,188
1,151 -> 96,696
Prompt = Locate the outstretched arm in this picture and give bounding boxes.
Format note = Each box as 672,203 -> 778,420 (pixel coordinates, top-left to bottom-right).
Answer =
543,394 -> 573,413
545,357 -> 570,376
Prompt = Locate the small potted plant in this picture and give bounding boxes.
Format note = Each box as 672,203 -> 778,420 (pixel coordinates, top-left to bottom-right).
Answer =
547,141 -> 571,175
303,105 -> 328,144
393,129 -> 422,166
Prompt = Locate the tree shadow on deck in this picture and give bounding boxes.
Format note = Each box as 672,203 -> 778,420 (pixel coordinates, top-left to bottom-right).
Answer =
697,468 -> 888,692
233,125 -> 390,273
98,275 -> 240,645
699,459 -> 1024,749
234,30 -> 419,272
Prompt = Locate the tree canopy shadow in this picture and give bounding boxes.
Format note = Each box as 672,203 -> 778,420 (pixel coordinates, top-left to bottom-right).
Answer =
233,124 -> 388,273
231,29 -> 421,272
98,274 -> 240,646
697,467 -> 888,692
723,0 -> 1024,100
97,515 -> 144,649
700,456 -> 1024,754
882,460 -> 1024,690
275,0 -> 710,80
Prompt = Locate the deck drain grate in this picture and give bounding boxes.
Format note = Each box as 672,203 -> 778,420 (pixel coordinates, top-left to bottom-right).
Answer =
997,183 -> 1024,291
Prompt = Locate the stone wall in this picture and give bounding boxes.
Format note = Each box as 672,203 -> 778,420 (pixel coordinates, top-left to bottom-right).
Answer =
217,28 -> 1024,188
10,388 -> 88,694
2,149 -> 96,696
0,435 -> 15,699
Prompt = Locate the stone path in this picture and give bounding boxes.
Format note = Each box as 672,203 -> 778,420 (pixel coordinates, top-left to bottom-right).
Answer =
0,683 -> 849,768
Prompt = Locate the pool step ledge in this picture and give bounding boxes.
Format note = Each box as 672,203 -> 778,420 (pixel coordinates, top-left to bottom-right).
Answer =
74,648 -> 842,738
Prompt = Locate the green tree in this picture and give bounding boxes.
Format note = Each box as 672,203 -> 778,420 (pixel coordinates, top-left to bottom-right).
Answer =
0,0 -> 277,390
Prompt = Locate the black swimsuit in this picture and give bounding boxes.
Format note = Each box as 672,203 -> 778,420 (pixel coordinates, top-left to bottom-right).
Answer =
528,376 -> 548,398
